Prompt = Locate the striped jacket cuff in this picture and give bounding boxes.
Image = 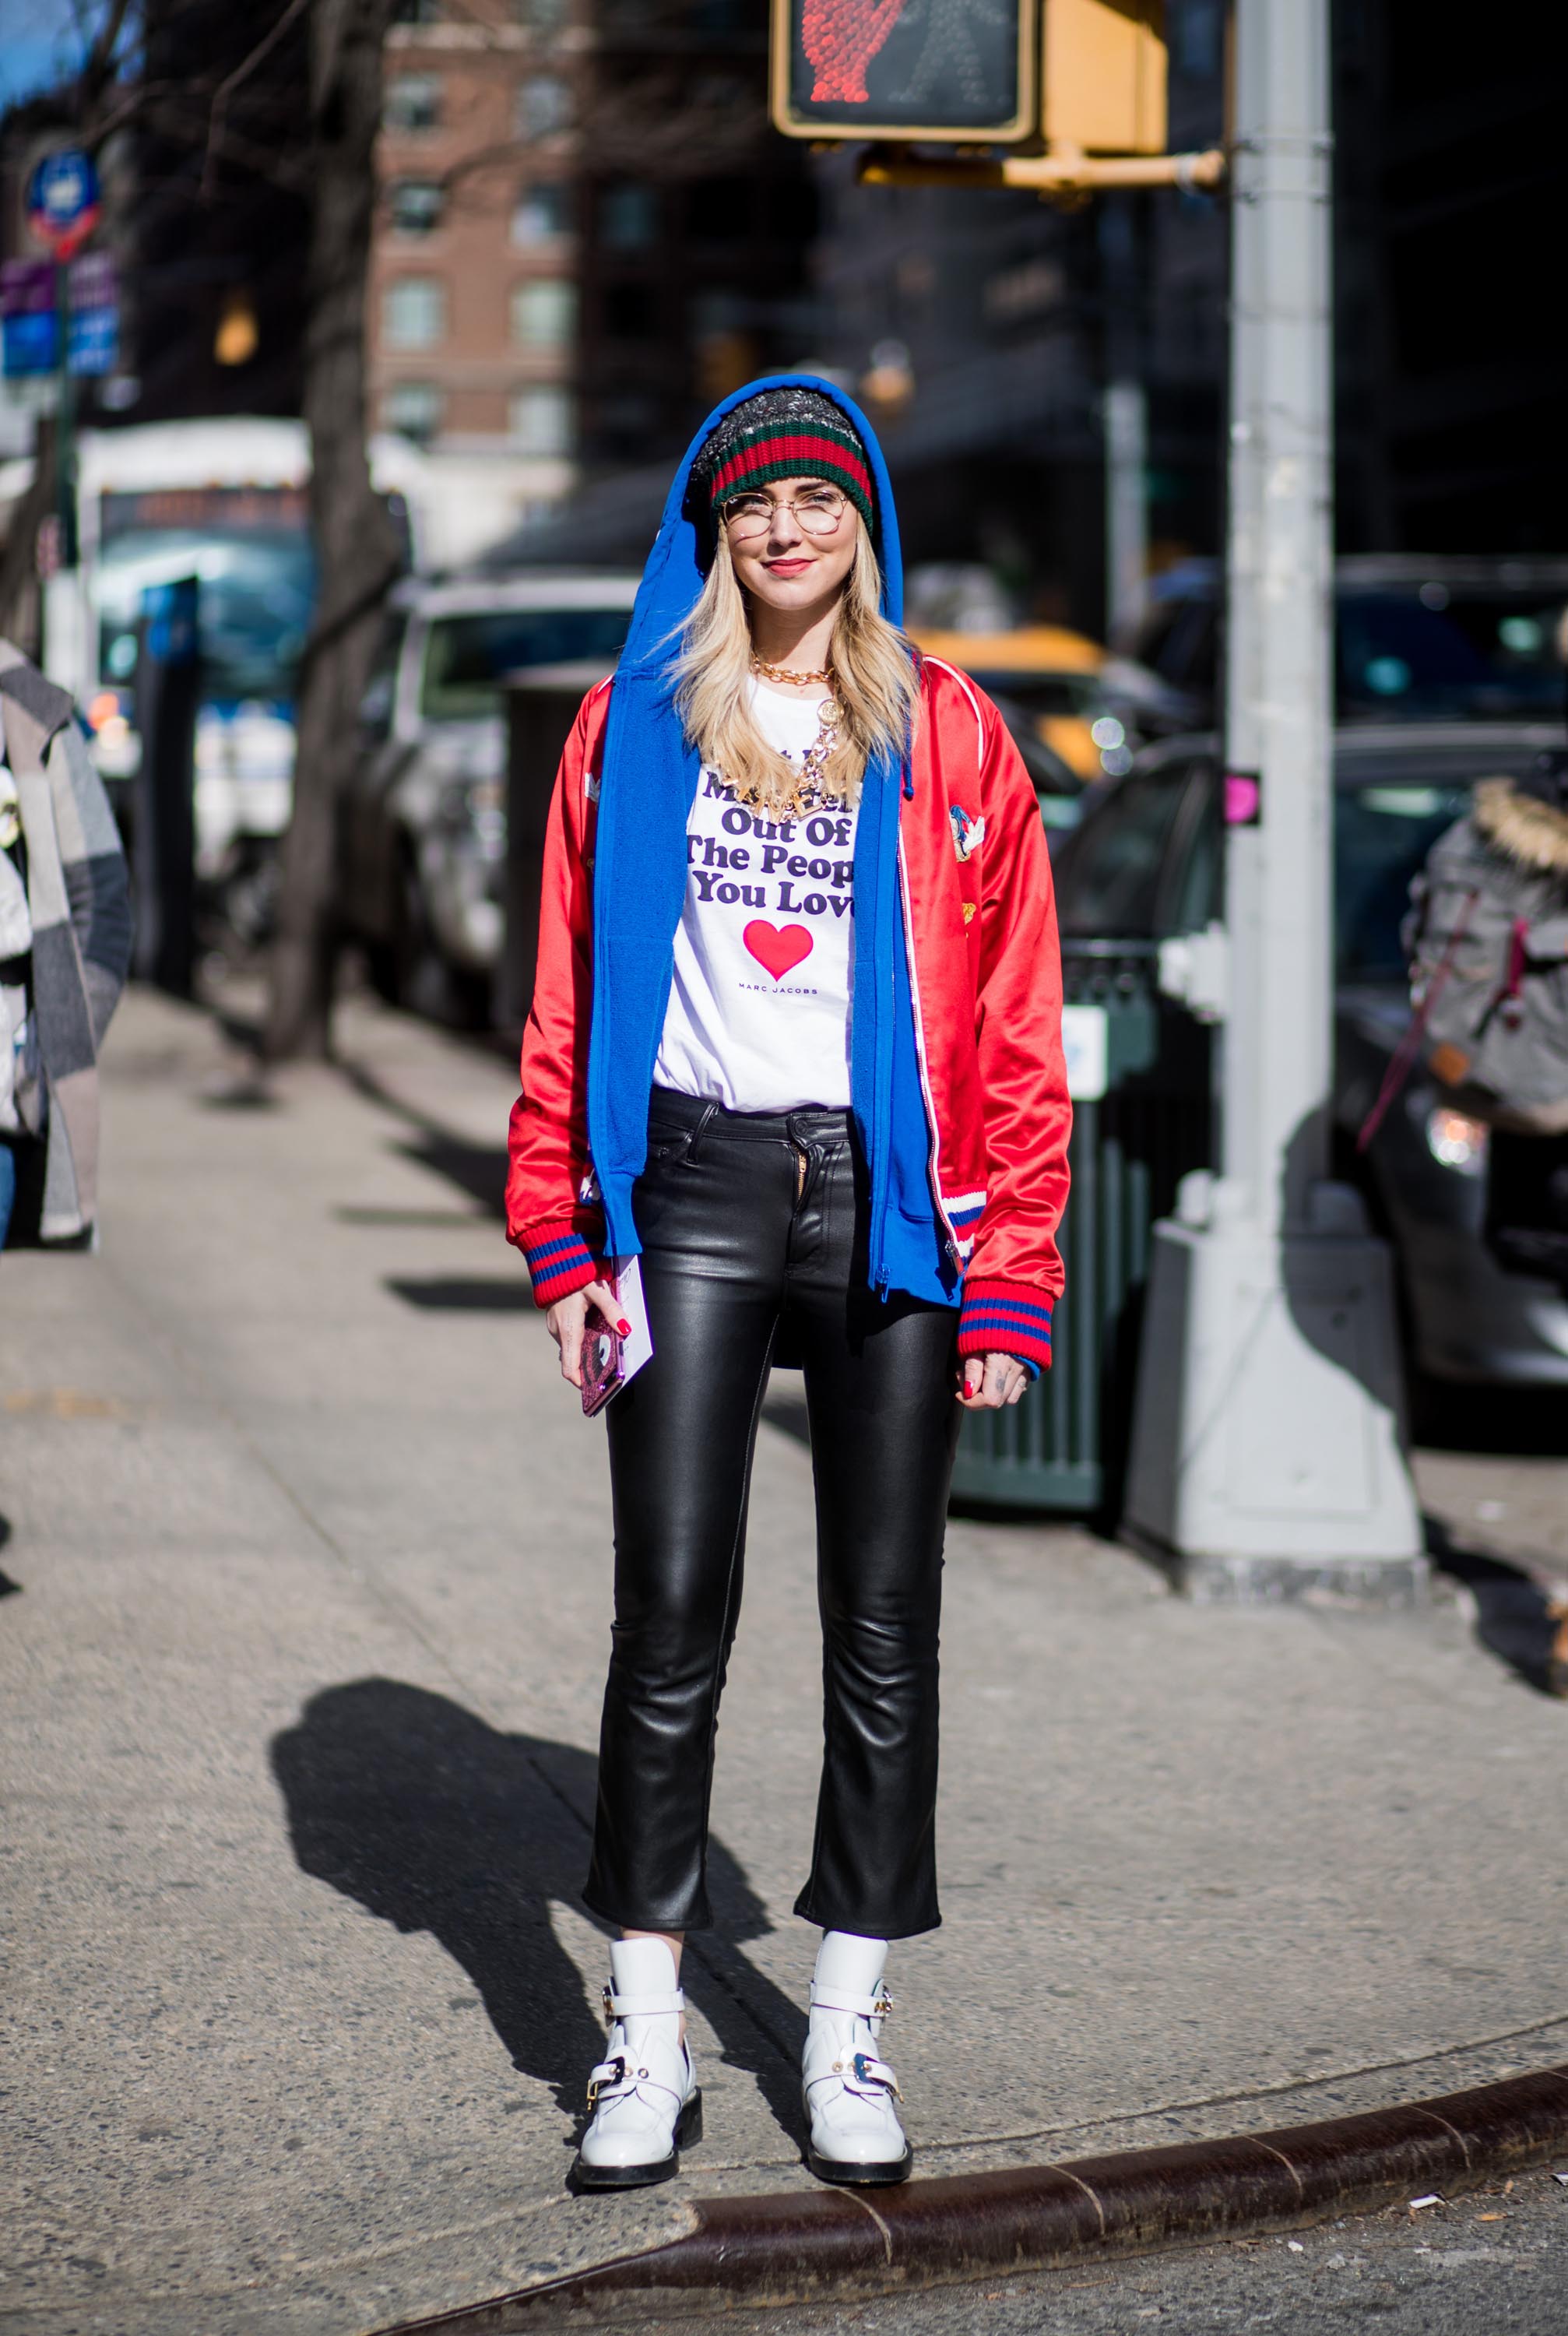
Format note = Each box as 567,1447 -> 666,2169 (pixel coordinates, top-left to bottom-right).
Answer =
957,1281 -> 1053,1376
519,1228 -> 600,1307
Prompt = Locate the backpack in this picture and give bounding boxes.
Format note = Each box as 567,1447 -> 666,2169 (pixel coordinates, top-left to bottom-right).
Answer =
1396,776 -> 1568,1135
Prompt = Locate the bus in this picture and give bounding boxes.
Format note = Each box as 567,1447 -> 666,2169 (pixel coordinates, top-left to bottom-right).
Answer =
47,417 -> 424,936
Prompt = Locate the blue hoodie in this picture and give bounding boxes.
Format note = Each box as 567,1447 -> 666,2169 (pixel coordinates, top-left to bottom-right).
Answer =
585,373 -> 958,1309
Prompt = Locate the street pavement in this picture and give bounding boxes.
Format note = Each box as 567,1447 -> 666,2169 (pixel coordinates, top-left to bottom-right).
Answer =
4,983 -> 1568,2336
674,2164 -> 1568,2336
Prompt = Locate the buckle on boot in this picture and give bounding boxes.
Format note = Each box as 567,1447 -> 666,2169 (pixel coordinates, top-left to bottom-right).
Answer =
852,2050 -> 902,2100
873,1989 -> 895,2020
586,2053 -> 626,2103
601,1982 -> 614,2025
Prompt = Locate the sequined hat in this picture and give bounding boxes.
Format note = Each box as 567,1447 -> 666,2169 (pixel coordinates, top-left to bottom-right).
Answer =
692,385 -> 875,529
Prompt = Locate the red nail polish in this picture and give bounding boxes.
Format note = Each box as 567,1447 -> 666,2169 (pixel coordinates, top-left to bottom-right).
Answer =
617,1318 -> 632,1336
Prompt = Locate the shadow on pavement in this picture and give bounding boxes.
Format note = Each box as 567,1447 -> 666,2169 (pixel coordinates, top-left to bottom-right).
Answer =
1426,1518 -> 1568,1699
1413,1382 -> 1568,1458
269,1679 -> 808,2145
393,1132 -> 509,1220
331,1052 -> 510,1219
384,1277 -> 533,1311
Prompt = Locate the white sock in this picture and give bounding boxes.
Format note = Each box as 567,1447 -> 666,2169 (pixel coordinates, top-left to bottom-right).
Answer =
608,1936 -> 683,2059
810,1930 -> 889,2046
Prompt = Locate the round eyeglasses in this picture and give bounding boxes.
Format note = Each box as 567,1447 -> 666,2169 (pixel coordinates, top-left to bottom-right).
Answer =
722,487 -> 850,543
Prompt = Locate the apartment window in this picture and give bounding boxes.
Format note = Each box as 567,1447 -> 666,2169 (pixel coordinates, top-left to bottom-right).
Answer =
600,181 -> 658,251
383,276 -> 445,349
510,385 -> 574,456
382,382 -> 444,444
511,278 -> 577,349
512,181 -> 571,245
515,0 -> 568,23
388,179 -> 445,236
516,74 -> 571,139
385,74 -> 442,132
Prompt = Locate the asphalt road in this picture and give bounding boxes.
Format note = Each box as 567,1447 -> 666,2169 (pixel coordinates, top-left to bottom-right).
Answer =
635,2168 -> 1568,2336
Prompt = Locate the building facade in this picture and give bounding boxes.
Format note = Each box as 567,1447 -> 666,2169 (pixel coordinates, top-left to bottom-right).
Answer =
370,0 -> 583,565
371,0 -> 817,568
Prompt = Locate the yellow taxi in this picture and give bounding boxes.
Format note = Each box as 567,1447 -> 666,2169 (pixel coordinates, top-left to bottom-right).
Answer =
909,624 -> 1181,829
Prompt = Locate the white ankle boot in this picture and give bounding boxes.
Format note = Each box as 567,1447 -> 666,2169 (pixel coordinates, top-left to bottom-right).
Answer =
801,1931 -> 912,2186
572,1937 -> 702,2190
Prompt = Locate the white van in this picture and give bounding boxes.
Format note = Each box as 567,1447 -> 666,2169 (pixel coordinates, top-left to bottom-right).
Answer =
338,569 -> 638,1020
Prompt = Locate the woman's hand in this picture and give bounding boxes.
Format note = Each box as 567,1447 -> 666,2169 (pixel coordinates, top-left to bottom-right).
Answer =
547,1279 -> 628,1390
958,1353 -> 1029,1409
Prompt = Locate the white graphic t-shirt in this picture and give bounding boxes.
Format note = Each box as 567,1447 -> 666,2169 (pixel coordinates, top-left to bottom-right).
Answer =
654,679 -> 858,1110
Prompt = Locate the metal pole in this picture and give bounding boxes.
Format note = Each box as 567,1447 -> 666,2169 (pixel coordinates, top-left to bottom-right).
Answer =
1101,194 -> 1148,647
1121,0 -> 1422,1602
54,257 -> 79,569
1103,381 -> 1147,644
1222,0 -> 1332,1226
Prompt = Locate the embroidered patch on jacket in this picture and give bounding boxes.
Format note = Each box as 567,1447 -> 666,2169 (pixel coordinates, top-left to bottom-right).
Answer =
949,806 -> 985,863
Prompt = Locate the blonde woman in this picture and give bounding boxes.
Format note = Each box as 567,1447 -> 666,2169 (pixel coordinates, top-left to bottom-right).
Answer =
507,380 -> 1071,2192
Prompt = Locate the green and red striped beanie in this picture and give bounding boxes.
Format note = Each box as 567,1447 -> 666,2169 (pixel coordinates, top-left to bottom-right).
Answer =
693,386 -> 875,529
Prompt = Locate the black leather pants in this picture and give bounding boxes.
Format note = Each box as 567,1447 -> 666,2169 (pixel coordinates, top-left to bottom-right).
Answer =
585,1086 -> 961,1940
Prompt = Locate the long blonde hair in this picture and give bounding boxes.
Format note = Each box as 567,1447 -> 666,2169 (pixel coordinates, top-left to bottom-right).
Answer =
673,517 -> 919,813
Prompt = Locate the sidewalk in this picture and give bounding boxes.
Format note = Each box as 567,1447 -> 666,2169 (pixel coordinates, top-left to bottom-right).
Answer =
5,986 -> 1567,2336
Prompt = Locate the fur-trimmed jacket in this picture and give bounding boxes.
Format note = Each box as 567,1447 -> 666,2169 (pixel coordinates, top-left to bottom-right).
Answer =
1406,771 -> 1568,1134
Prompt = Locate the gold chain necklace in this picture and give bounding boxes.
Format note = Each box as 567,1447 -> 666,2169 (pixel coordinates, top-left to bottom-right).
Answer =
773,695 -> 844,820
751,651 -> 834,688
722,687 -> 845,820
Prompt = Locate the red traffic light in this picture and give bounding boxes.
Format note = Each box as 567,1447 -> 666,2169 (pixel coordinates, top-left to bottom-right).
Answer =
771,0 -> 1035,143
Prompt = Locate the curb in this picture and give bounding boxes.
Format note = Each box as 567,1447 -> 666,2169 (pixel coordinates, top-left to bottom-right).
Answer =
378,2061 -> 1568,2331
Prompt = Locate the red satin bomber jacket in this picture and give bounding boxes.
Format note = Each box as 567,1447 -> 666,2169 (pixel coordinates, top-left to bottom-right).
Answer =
505,655 -> 1072,1371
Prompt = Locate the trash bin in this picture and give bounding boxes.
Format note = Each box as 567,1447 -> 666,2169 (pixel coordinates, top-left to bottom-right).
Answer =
949,940 -> 1212,1516
500,660 -> 615,1031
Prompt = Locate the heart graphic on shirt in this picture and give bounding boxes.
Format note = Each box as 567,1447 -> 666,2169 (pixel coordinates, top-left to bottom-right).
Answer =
743,920 -> 814,981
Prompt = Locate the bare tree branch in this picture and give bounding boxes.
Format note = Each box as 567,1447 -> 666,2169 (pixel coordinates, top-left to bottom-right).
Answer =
76,0 -> 136,123
201,0 -> 311,199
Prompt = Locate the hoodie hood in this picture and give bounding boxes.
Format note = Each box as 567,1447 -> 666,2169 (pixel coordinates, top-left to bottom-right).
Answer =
614,373 -> 904,681
584,376 -> 953,1307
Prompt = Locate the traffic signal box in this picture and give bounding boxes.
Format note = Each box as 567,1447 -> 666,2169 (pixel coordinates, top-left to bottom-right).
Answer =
771,0 -> 1166,156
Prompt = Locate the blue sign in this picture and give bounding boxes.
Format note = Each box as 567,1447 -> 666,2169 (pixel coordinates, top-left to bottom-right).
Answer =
69,304 -> 118,377
26,150 -> 101,258
2,311 -> 55,375
0,255 -> 119,378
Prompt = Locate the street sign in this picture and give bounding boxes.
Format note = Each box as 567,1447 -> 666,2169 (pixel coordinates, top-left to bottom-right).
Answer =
0,256 -> 119,379
771,0 -> 1035,143
2,259 -> 57,376
26,148 -> 101,260
69,303 -> 119,378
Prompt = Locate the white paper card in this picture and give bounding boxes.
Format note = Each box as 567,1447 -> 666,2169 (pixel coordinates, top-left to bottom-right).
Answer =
610,1255 -> 654,1390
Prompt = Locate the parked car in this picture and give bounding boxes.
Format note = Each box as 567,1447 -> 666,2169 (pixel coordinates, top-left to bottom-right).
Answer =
1052,723 -> 1568,1389
910,623 -> 1188,834
339,572 -> 638,1019
1129,555 -> 1568,731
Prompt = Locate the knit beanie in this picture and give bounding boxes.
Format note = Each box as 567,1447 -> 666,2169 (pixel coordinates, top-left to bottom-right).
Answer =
692,386 -> 875,529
